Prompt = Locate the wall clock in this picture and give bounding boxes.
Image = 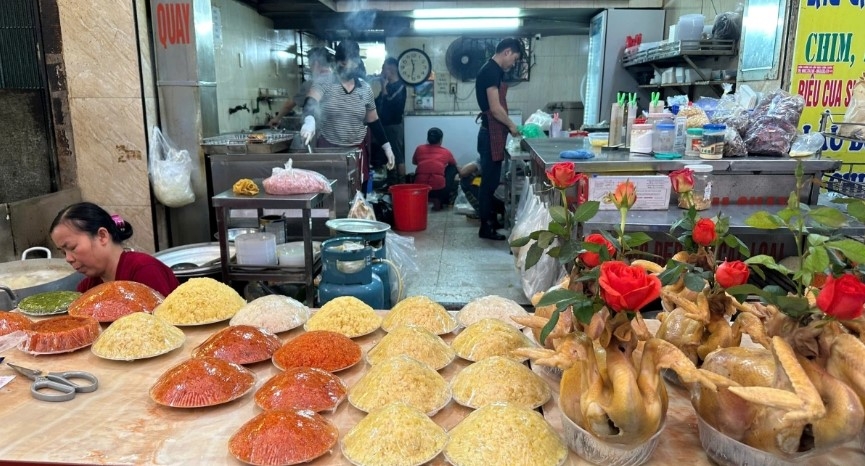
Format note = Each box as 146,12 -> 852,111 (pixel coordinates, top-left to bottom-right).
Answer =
397,48 -> 432,85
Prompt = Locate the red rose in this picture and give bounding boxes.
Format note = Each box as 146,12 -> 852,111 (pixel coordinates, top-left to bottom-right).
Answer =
546,162 -> 580,189
579,234 -> 616,268
816,274 -> 865,320
598,261 -> 661,313
692,218 -> 717,247
611,180 -> 637,210
715,261 -> 750,288
668,168 -> 695,194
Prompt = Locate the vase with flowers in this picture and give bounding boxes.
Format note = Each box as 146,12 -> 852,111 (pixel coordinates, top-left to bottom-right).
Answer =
511,162 -> 725,465
684,163 -> 865,463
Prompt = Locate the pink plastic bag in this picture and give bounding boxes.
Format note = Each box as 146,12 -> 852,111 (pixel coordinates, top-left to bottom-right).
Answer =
262,159 -> 332,195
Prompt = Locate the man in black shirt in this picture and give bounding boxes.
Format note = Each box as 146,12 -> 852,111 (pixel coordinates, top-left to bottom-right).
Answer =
375,57 -> 407,185
475,38 -> 523,240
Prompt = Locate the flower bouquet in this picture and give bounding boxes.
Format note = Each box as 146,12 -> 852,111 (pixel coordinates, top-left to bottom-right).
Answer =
510,163 -> 726,465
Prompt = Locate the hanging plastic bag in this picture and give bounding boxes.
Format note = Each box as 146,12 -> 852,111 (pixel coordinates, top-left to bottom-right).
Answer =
454,186 -> 474,215
839,77 -> 865,139
149,126 -> 195,208
524,110 -> 553,131
262,159 -> 333,195
348,191 -> 376,220
509,192 -> 564,299
385,231 -> 419,304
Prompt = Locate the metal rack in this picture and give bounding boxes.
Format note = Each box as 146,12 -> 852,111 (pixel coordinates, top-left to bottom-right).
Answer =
622,40 -> 737,68
201,131 -> 295,154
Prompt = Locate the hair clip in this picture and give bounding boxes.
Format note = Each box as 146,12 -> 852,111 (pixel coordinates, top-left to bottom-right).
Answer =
110,214 -> 125,230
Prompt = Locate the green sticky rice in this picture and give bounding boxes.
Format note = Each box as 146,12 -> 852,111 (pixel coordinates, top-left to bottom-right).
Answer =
17,291 -> 81,315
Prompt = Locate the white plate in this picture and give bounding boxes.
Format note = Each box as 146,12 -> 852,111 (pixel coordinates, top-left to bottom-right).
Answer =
277,241 -> 322,267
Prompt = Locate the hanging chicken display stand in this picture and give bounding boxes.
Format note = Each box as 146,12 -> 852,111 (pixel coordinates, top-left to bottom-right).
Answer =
325,219 -> 393,308
316,236 -> 385,310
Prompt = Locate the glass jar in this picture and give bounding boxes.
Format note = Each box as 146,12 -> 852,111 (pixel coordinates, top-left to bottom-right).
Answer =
700,124 -> 726,159
630,123 -> 653,154
678,164 -> 713,210
652,122 -> 676,155
685,128 -> 703,157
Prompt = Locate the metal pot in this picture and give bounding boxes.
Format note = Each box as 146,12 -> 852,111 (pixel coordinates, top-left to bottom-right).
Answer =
153,242 -> 234,281
0,247 -> 83,310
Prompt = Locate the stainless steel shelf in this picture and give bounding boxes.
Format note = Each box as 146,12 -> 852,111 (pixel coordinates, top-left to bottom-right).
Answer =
638,80 -> 735,89
623,40 -> 737,68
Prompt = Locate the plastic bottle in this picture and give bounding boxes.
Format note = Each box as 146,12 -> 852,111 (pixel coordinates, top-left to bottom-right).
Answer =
673,106 -> 688,155
550,113 -> 563,138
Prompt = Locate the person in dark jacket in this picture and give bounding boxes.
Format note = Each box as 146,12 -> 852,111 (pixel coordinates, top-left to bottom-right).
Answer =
412,127 -> 458,211
375,57 -> 407,185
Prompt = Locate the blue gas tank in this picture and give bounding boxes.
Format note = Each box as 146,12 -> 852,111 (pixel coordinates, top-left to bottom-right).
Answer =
326,219 -> 392,308
317,236 -> 384,310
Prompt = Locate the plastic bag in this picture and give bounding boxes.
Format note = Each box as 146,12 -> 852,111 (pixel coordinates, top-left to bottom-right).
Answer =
518,123 -> 546,139
386,231 -> 419,305
678,105 -> 710,129
712,4 -> 744,41
262,159 -> 333,195
744,89 -> 804,156
525,110 -> 553,131
750,89 -> 805,127
712,94 -> 749,135
348,191 -> 376,220
839,78 -> 865,139
789,132 -> 826,157
723,128 -> 747,157
508,190 -> 564,299
454,186 -> 474,215
149,126 -> 195,208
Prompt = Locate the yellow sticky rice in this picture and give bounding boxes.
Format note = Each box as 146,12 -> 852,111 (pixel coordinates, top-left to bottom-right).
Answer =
342,402 -> 447,466
382,296 -> 457,335
349,355 -> 451,415
366,325 -> 454,370
92,312 -> 184,361
305,296 -> 382,337
450,356 -> 550,410
445,403 -> 567,466
153,277 -> 246,325
451,318 -> 536,362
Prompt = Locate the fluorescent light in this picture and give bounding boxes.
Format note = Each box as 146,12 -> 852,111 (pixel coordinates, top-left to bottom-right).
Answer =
413,18 -> 521,31
414,8 -> 520,19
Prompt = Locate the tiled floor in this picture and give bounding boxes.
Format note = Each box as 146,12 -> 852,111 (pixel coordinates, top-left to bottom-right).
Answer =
395,207 -> 530,309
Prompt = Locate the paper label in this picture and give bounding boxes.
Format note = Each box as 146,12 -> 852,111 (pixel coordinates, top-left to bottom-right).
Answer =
0,375 -> 15,390
588,176 -> 671,210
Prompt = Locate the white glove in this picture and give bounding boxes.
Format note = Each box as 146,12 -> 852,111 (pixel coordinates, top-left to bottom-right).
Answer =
382,142 -> 395,170
300,115 -> 316,146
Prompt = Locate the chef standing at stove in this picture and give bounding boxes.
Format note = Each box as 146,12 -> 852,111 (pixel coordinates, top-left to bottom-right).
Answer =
299,40 -> 395,192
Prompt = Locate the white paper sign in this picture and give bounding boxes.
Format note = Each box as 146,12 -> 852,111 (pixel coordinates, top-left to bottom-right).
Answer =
588,175 -> 671,210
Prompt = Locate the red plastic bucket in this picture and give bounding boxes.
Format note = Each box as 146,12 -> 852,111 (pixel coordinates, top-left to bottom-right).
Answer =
389,184 -> 431,232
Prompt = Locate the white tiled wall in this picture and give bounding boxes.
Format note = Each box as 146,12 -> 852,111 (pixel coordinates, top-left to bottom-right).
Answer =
212,0 -> 299,133
386,35 -> 588,122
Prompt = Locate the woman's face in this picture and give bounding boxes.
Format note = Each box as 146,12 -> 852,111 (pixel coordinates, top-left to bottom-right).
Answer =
51,222 -> 111,278
336,59 -> 358,80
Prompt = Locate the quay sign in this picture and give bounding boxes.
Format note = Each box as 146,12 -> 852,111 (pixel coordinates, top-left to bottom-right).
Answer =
155,2 -> 192,49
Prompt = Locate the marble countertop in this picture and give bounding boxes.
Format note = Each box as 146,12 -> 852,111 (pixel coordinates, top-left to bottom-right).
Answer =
0,317 -> 862,465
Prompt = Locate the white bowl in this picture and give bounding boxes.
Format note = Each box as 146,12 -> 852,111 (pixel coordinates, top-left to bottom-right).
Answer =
276,241 -> 321,267
696,412 -> 821,466
559,400 -> 663,466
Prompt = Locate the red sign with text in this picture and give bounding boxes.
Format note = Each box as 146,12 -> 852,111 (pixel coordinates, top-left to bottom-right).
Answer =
155,3 -> 191,49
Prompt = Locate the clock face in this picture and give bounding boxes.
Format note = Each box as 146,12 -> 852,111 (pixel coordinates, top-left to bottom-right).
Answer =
397,48 -> 432,85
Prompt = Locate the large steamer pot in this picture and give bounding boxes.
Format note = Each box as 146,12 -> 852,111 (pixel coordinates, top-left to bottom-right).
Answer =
153,242 -> 234,282
0,247 -> 83,310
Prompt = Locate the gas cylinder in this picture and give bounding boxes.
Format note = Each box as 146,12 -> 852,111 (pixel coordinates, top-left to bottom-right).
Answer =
325,219 -> 392,308
316,236 -> 385,309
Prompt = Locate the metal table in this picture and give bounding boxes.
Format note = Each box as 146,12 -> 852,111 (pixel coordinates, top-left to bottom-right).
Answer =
211,182 -> 335,305
505,149 -> 532,228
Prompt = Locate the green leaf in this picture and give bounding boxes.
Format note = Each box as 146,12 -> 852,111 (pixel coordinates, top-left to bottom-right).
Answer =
549,222 -> 569,237
788,192 -> 799,210
598,230 -> 621,252
658,262 -> 685,286
525,244 -> 544,270
723,234 -> 751,258
538,309 -> 561,345
537,231 -> 556,249
825,239 -> 865,263
549,205 -> 569,225
776,295 -> 812,318
776,207 -> 799,223
546,246 -> 561,258
808,207 -> 849,228
806,234 -> 829,247
745,211 -> 783,229
572,300 -> 596,325
846,201 -> 865,224
726,284 -> 769,299
558,241 -> 583,265
683,273 -> 706,292
573,201 -> 600,223
509,236 -> 531,248
745,255 -> 793,275
802,246 -> 829,275
625,232 -> 652,248
536,288 -> 583,308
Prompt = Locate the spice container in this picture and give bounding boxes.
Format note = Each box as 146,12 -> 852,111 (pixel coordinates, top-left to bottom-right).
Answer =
630,123 -> 653,154
652,122 -> 676,155
700,124 -> 726,159
685,128 -> 703,157
678,164 -> 713,210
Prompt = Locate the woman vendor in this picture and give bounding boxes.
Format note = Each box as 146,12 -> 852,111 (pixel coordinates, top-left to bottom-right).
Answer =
299,40 -> 395,191
50,202 -> 179,297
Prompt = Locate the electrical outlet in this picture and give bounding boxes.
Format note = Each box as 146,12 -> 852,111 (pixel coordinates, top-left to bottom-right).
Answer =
449,84 -> 456,95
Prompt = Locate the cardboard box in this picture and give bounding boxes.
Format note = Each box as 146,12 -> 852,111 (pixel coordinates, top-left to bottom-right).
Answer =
588,175 -> 671,210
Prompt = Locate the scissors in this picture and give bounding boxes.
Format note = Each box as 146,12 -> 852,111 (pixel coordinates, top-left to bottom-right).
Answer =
7,362 -> 98,402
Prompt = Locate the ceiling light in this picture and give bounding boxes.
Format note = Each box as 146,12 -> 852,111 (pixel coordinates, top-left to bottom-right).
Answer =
413,8 -> 520,19
413,18 -> 521,31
